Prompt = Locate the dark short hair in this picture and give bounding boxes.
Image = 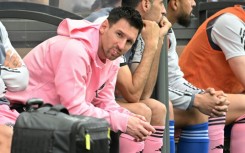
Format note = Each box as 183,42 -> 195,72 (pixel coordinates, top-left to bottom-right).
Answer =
107,6 -> 143,34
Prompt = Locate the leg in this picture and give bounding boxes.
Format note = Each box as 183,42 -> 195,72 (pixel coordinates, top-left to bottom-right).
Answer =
174,108 -> 208,128
140,98 -> 166,153
117,100 -> 152,122
0,105 -> 18,153
226,94 -> 245,153
141,98 -> 166,126
226,94 -> 245,125
174,108 -> 209,153
208,116 -> 226,153
118,98 -> 167,153
117,100 -> 151,153
110,131 -> 120,153
168,101 -> 176,153
0,125 -> 13,153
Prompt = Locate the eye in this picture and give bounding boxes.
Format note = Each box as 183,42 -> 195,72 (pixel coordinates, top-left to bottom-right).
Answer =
117,32 -> 123,38
126,40 -> 133,46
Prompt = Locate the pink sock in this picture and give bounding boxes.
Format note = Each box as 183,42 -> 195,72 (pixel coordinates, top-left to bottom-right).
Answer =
208,116 -> 226,153
143,126 -> 164,153
119,133 -> 144,153
230,114 -> 245,153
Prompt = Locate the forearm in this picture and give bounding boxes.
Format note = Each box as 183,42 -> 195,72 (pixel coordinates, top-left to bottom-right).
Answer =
141,38 -> 164,99
128,43 -> 157,101
119,21 -> 161,102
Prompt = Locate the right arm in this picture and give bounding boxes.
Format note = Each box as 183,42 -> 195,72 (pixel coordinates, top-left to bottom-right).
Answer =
141,16 -> 171,99
211,14 -> 245,89
116,20 -> 160,102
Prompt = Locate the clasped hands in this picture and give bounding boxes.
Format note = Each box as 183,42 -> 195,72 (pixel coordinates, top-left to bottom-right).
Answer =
200,88 -> 230,117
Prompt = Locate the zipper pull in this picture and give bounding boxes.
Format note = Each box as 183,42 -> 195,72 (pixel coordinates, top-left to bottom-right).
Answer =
107,128 -> 111,139
85,130 -> 91,150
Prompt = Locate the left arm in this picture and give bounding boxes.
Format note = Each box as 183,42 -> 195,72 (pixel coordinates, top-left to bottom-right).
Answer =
131,16 -> 171,99
141,16 -> 171,99
0,22 -> 29,91
212,14 -> 245,88
94,64 -> 132,115
141,37 -> 164,99
228,56 -> 245,88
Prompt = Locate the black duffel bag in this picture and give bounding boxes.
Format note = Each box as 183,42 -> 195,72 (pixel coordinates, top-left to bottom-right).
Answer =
11,100 -> 110,153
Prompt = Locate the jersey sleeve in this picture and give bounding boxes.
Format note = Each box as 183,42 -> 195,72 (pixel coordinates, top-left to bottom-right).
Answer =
211,13 -> 245,60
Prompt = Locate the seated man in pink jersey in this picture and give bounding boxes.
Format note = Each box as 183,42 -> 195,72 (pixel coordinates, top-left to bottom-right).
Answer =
85,0 -> 172,152
6,7 -> 156,152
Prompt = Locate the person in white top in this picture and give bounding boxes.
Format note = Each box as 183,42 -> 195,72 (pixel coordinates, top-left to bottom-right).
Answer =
0,21 -> 29,153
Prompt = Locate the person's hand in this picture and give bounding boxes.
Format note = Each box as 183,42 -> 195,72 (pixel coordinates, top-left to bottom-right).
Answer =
204,88 -> 227,97
158,15 -> 172,39
141,20 -> 161,51
211,96 -> 230,117
194,92 -> 229,117
126,115 -> 155,142
203,88 -> 230,116
4,50 -> 22,68
132,114 -> 147,122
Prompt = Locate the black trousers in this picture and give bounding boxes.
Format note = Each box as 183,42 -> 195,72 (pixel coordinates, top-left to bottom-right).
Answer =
110,131 -> 120,153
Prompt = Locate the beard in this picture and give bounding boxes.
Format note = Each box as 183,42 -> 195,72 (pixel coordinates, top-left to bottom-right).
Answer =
177,12 -> 192,27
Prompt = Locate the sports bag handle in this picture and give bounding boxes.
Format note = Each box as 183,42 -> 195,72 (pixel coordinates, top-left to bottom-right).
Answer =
26,98 -> 44,111
26,99 -> 69,115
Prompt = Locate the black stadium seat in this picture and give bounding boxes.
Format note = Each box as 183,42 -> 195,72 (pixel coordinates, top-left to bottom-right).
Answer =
198,1 -> 245,25
0,1 -> 83,26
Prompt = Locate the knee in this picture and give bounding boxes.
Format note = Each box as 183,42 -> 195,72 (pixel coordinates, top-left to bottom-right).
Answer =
190,108 -> 208,124
174,108 -> 208,128
135,103 -> 152,122
144,99 -> 166,125
148,99 -> 166,116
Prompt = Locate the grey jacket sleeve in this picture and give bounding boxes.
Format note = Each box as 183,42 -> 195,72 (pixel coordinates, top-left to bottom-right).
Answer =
0,21 -> 29,92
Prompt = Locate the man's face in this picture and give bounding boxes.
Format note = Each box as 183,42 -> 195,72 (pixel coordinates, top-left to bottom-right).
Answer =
144,0 -> 166,23
177,0 -> 196,27
99,19 -> 138,61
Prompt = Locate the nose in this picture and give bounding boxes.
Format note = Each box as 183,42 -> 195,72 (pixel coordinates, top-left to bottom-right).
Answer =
117,39 -> 127,52
162,4 -> 167,15
192,0 -> 196,7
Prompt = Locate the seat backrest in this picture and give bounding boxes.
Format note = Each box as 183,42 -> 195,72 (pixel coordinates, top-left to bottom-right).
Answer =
0,1 -> 83,26
198,1 -> 245,25
0,2 -> 84,57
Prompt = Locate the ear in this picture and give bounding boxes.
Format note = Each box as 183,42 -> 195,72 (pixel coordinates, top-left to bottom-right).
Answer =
99,19 -> 109,34
169,0 -> 178,11
140,0 -> 152,12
